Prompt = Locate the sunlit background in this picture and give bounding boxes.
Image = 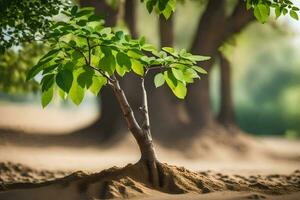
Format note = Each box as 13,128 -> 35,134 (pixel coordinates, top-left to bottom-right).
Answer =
1,0 -> 299,138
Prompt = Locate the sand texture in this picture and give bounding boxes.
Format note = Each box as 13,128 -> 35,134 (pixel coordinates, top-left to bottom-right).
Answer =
0,162 -> 299,200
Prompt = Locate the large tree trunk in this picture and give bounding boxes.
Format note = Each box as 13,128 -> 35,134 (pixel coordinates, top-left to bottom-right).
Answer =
187,0 -> 254,129
187,0 -> 226,128
217,53 -> 235,126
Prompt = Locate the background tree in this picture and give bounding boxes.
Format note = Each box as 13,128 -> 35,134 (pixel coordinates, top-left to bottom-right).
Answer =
0,0 -> 70,53
0,43 -> 46,93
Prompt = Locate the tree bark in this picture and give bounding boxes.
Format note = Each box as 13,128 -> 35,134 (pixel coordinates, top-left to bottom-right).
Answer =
159,14 -> 174,47
110,76 -> 159,186
217,53 -> 235,126
187,0 -> 226,127
125,0 -> 138,38
187,0 -> 254,129
79,0 -> 118,26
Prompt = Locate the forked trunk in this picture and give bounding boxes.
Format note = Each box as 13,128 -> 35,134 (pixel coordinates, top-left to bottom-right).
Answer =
110,76 -> 160,187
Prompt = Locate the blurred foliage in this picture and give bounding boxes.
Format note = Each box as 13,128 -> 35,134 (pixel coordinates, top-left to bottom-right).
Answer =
0,0 -> 71,53
246,0 -> 299,23
211,21 -> 300,136
0,43 -> 47,93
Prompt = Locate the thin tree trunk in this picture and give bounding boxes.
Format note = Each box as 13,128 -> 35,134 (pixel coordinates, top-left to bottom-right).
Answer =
110,75 -> 159,186
217,53 -> 235,126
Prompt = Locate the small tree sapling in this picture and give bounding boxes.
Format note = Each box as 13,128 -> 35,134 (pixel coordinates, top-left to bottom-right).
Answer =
27,6 -> 209,186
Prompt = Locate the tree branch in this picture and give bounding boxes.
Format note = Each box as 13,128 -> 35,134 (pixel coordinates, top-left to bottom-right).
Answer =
225,0 -> 255,37
110,75 -> 143,140
190,0 -> 226,55
140,70 -> 150,131
86,37 -> 91,64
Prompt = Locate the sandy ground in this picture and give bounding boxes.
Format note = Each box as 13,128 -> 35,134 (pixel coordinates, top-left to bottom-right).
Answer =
0,102 -> 299,199
0,101 -> 98,134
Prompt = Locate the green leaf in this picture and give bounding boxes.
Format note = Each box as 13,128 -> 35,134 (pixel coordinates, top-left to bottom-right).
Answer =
56,69 -> 73,92
43,64 -> 60,75
246,0 -> 252,10
282,8 -> 288,15
76,20 -> 87,26
192,66 -> 207,74
75,8 -> 94,18
88,14 -> 103,22
39,48 -> 60,62
41,85 -> 54,108
183,68 -> 199,79
164,70 -> 177,90
127,49 -> 143,59
77,70 -> 93,88
146,0 -> 157,13
158,0 -> 168,11
116,65 -> 126,76
100,27 -> 111,35
254,4 -> 270,23
116,31 -> 124,40
154,73 -> 165,88
174,82 -> 187,99
27,62 -> 44,81
171,68 -> 184,80
89,76 -> 107,95
71,6 -> 78,16
290,10 -> 299,20
58,88 -> 67,100
162,5 -> 172,19
99,47 -> 116,75
292,7 -> 300,11
275,6 -> 281,18
190,55 -> 210,61
69,71 -> 85,105
142,44 -> 157,52
41,73 -> 55,92
162,47 -> 175,54
131,60 -> 144,76
116,52 -> 131,70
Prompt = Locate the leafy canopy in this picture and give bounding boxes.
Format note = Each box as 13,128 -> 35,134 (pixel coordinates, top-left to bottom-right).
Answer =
27,6 -> 209,107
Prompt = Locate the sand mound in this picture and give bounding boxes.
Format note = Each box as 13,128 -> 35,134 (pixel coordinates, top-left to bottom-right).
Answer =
0,162 -> 300,200
0,162 -> 68,189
